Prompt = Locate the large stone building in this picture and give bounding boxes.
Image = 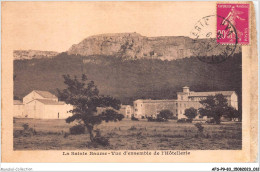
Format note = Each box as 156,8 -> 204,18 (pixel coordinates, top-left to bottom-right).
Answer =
14,90 -> 73,119
133,86 -> 238,119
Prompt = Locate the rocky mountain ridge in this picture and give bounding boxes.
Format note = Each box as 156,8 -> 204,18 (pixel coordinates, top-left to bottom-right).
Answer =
13,50 -> 59,60
67,32 -> 241,60
14,33 -> 241,61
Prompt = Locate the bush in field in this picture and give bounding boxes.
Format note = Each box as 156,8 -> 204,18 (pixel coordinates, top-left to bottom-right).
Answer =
199,94 -> 230,124
147,110 -> 173,122
194,123 -> 204,138
101,109 -> 124,122
70,125 -> 85,135
155,117 -> 168,122
22,123 -> 29,130
92,129 -> 109,146
128,126 -> 137,131
147,117 -> 156,122
223,106 -> 240,121
93,136 -> 110,146
16,123 -> 37,137
177,118 -> 192,123
64,132 -> 69,138
184,108 -> 197,121
131,116 -> 139,121
157,109 -> 173,120
194,123 -> 204,133
171,116 -> 178,120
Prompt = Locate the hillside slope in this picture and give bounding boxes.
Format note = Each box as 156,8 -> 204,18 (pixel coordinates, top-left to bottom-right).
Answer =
14,52 -> 242,112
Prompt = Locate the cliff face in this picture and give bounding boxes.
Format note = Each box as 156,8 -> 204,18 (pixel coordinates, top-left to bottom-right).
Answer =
68,33 -> 151,59
13,50 -> 59,60
67,32 -> 240,60
14,33 -> 241,61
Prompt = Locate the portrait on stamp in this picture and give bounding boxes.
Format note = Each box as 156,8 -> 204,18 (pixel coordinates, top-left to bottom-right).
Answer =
217,4 -> 250,45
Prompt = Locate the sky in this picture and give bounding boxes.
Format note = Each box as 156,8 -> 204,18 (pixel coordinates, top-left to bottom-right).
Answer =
3,2 -> 215,52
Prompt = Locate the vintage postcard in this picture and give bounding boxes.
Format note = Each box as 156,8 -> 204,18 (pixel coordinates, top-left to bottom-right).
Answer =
1,1 -> 258,163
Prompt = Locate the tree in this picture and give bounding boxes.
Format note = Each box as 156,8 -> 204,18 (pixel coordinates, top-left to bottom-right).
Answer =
184,107 -> 197,121
223,106 -> 240,121
157,109 -> 173,120
199,94 -> 229,124
57,74 -> 124,143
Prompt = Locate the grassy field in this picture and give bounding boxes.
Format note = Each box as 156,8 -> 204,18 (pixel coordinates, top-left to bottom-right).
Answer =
13,118 -> 242,150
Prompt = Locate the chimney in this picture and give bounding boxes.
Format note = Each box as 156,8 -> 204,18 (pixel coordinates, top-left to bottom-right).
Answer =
183,86 -> 190,93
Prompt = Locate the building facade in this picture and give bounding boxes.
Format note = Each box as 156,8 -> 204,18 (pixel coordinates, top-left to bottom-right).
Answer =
133,99 -> 178,119
14,90 -> 73,119
133,86 -> 238,119
119,105 -> 134,118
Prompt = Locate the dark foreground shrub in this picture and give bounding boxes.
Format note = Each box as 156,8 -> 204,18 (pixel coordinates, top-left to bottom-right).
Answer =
64,132 -> 69,138
131,116 -> 139,121
147,117 -> 156,122
205,118 -> 216,124
147,117 -> 168,122
14,130 -> 23,138
171,116 -> 178,120
69,125 -> 85,135
177,118 -> 192,123
194,123 -> 204,138
14,128 -> 37,138
128,126 -> 137,130
186,118 -> 193,123
156,117 -> 168,122
93,136 -> 110,147
22,123 -> 29,130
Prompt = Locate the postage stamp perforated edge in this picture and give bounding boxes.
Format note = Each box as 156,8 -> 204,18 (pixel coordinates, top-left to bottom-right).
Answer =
216,3 -> 250,45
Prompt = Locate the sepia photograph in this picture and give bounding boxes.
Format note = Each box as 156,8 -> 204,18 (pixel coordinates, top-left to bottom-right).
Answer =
1,1 -> 258,163
13,33 -> 242,150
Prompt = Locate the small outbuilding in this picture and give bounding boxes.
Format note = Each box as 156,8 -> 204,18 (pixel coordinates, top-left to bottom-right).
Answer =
15,90 -> 73,119
25,99 -> 73,119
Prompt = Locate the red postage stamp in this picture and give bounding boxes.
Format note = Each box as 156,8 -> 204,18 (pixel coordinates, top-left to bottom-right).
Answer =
217,4 -> 250,45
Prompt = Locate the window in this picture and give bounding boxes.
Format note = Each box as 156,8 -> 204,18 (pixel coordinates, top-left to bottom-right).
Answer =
181,96 -> 183,100
135,109 -> 138,112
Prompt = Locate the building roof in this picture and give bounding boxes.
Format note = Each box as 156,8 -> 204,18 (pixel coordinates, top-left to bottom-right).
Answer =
188,91 -> 236,97
36,99 -> 65,105
34,90 -> 57,99
14,100 -> 23,105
